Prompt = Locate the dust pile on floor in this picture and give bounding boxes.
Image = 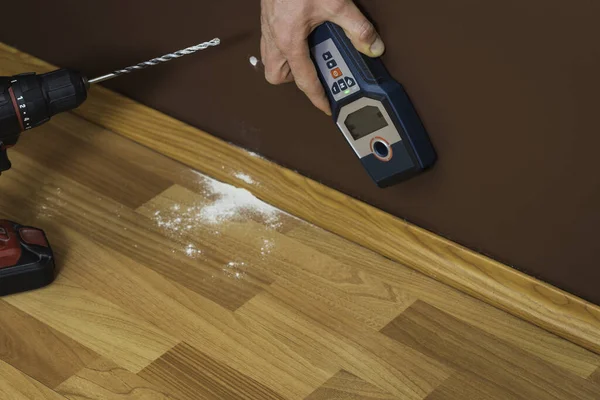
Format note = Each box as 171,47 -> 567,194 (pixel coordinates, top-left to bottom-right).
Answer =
149,171 -> 294,280
153,173 -> 282,231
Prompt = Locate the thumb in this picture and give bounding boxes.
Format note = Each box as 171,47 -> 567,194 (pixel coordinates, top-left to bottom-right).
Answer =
329,2 -> 385,57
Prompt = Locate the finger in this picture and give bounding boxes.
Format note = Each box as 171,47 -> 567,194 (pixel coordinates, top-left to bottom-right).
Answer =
328,2 -> 385,57
285,41 -> 331,115
261,22 -> 294,84
260,33 -> 267,63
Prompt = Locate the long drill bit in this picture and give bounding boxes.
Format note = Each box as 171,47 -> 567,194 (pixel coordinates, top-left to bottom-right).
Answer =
88,38 -> 221,84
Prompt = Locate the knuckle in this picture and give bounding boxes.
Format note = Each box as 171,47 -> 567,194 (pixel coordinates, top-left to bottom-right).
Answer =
265,64 -> 290,85
296,79 -> 319,95
294,79 -> 308,92
294,79 -> 311,94
264,67 -> 282,85
356,19 -> 376,42
265,76 -> 278,85
265,72 -> 283,85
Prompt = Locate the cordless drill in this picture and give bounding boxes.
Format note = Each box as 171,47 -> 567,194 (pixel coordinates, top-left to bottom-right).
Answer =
0,69 -> 88,296
0,38 -> 221,296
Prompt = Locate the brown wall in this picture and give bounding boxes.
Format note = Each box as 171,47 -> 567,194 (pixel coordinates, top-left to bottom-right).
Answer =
3,1 -> 599,304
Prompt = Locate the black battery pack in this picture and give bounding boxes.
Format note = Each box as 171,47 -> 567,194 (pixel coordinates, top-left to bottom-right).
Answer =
0,220 -> 56,296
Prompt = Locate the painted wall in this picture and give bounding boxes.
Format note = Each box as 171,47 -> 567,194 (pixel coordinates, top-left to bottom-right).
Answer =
3,1 -> 599,304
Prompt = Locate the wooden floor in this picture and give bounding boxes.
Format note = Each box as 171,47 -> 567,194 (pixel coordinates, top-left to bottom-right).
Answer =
0,107 -> 599,399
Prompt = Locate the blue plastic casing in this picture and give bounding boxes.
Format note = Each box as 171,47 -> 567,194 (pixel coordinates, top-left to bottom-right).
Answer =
309,22 -> 436,187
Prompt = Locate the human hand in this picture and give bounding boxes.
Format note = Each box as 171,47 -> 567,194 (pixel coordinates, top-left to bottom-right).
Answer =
260,0 -> 385,115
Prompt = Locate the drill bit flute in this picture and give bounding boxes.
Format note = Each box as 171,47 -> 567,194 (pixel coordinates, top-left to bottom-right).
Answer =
88,38 -> 221,84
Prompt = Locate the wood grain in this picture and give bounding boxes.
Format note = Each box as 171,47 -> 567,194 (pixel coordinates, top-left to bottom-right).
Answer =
30,219 -> 331,398
304,370 -> 396,400
2,43 -> 596,353
44,114 -> 211,195
4,276 -> 178,373
1,43 -> 600,399
136,185 -> 414,330
16,122 -> 173,209
381,301 -> 600,400
237,285 -> 451,399
0,301 -> 98,388
139,343 -> 286,400
138,183 -> 600,388
285,223 -> 600,378
424,372 -> 527,400
590,368 -> 600,385
56,358 -> 178,400
2,151 -> 271,311
0,360 -> 68,400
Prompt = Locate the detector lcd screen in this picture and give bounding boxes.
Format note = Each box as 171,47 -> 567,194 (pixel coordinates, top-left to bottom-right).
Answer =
344,105 -> 389,140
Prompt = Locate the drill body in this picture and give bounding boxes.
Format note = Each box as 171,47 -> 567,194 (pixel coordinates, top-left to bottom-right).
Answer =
0,69 -> 88,296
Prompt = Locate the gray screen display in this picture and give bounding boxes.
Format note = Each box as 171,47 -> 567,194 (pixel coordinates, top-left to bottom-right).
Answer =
344,105 -> 389,140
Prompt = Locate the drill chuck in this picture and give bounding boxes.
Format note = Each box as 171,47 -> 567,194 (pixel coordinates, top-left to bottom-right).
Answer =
0,69 -> 89,172
0,69 -> 88,136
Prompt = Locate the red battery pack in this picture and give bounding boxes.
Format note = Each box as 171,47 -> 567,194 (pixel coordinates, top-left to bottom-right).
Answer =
0,220 -> 55,296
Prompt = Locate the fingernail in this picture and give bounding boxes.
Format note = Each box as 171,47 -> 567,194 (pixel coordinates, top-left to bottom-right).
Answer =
370,37 -> 385,57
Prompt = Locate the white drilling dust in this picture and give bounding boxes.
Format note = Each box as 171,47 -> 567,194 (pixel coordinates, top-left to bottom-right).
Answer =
199,178 -> 279,226
234,172 -> 255,185
153,174 -> 282,230
151,173 -> 294,278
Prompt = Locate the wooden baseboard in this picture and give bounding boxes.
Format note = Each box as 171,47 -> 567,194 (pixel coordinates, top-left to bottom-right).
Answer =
2,43 -> 599,354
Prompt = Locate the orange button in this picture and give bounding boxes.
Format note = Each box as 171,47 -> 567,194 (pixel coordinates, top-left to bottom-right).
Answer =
330,68 -> 343,79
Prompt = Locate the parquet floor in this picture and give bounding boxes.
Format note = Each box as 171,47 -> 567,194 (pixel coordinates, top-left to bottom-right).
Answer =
1,110 -> 600,399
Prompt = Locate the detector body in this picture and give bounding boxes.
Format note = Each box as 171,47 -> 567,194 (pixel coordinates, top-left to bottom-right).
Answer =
309,22 -> 436,187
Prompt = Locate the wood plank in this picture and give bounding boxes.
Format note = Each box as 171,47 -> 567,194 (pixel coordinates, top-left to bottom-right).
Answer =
2,43 -> 595,354
424,372 -> 526,400
304,370 -> 396,400
0,360 -> 68,400
237,286 -> 452,399
0,300 -> 98,389
4,276 -> 178,373
139,342 -> 286,400
381,301 -> 600,400
15,120 -> 172,209
30,113 -> 212,196
56,358 -> 179,400
286,223 -> 600,378
590,368 -> 600,385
